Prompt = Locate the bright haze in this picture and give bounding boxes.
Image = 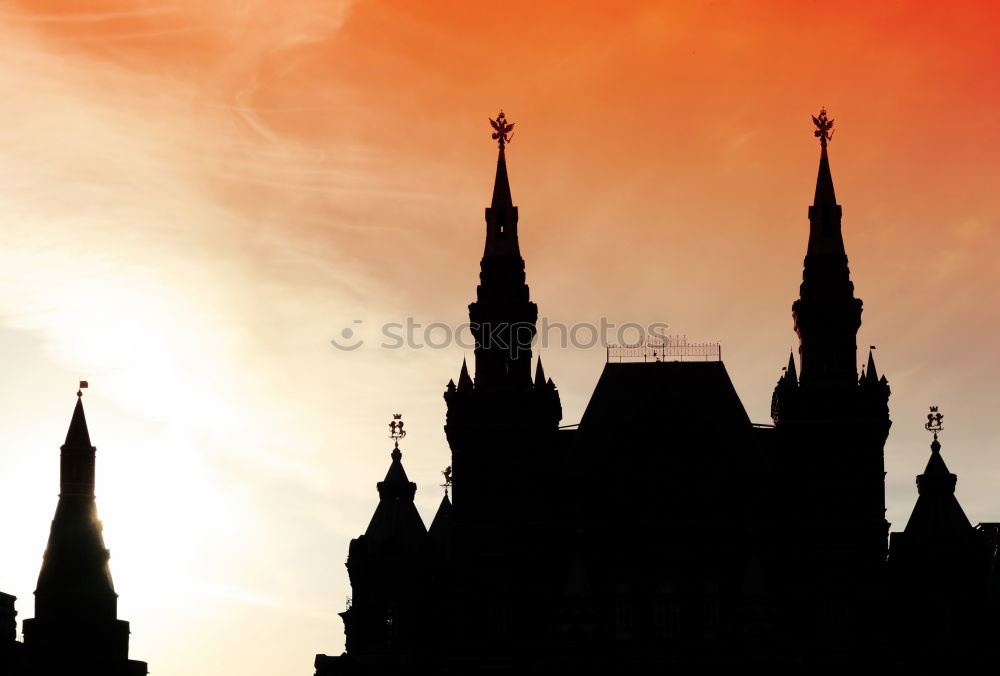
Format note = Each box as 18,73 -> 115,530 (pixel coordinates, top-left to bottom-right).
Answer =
0,1 -> 998,674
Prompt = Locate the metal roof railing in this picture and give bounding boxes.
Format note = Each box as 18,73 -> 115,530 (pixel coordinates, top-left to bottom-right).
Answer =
607,336 -> 721,363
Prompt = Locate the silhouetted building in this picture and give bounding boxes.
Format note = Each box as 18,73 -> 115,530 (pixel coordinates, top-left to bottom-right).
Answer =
14,390 -> 148,676
315,110 -> 1000,673
887,432 -> 993,666
0,592 -> 24,672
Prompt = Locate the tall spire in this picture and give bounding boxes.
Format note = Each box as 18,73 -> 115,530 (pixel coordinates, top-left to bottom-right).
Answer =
60,385 -> 95,497
484,110 -> 520,258
806,107 -> 845,256
24,384 -> 147,675
491,146 -> 513,210
469,110 -> 537,388
812,107 -> 837,207
64,392 -> 92,450
792,108 -> 862,388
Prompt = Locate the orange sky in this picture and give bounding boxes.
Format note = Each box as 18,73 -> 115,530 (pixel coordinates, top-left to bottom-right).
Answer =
0,2 -> 998,674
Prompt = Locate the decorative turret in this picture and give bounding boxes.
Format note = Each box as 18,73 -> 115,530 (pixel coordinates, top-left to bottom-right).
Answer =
340,415 -> 428,657
887,408 -> 992,647
902,408 -> 972,536
457,358 -> 474,392
357,414 -> 426,550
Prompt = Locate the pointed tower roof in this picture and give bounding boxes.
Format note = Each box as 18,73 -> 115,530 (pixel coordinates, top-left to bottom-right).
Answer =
378,444 -> 412,495
427,492 -> 452,541
491,145 -> 513,210
865,348 -> 879,383
363,437 -> 427,547
64,393 -> 92,450
903,435 -> 973,538
813,140 -> 837,208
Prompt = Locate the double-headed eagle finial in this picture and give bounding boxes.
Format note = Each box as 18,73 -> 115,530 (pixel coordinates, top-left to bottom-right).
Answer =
812,107 -> 834,148
490,110 -> 514,149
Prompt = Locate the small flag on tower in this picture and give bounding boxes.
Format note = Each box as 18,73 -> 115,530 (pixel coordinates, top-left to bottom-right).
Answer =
77,380 -> 88,397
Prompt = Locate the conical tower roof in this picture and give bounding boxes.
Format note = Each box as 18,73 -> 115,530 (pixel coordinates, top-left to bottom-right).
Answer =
427,492 -> 452,541
903,436 -> 973,539
363,441 -> 427,547
64,395 -> 92,450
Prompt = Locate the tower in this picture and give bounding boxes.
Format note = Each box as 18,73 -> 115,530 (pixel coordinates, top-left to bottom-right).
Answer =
444,111 -> 562,526
439,113 -> 563,662
335,416 -> 427,662
21,385 -> 147,676
769,110 -> 891,647
887,409 -> 992,655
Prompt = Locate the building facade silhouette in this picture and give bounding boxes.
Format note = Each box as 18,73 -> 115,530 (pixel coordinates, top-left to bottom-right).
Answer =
315,112 -> 1000,673
2,390 -> 147,675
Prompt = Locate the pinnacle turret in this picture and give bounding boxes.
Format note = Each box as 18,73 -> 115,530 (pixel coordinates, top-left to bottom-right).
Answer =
534,358 -> 546,388
457,358 -> 473,392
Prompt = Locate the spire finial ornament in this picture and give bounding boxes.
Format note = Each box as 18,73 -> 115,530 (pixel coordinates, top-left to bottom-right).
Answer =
77,380 -> 88,398
925,405 -> 944,449
388,413 -> 406,449
489,110 -> 514,149
812,107 -> 834,148
441,465 -> 452,496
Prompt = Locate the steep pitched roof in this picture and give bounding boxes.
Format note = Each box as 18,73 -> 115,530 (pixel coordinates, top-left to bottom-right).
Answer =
805,142 -> 846,257
64,395 -> 92,450
427,493 -> 452,542
902,438 -> 973,539
363,445 -> 427,548
491,146 -> 513,210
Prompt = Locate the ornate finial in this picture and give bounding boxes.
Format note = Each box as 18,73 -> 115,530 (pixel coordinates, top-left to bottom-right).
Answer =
77,380 -> 89,398
812,107 -> 834,148
925,405 -> 944,442
441,465 -> 452,496
489,110 -> 514,149
388,413 -> 406,448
